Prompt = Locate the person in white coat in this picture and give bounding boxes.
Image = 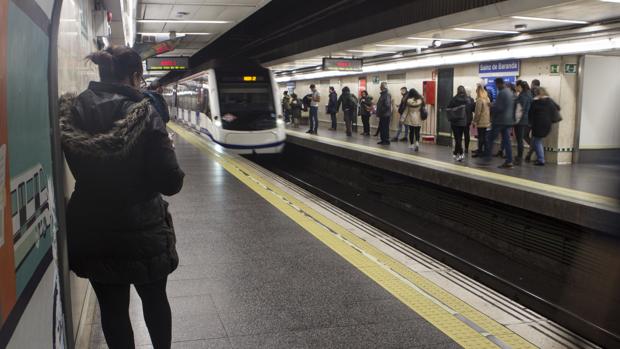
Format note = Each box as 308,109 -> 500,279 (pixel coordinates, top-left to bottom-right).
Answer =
402,88 -> 424,151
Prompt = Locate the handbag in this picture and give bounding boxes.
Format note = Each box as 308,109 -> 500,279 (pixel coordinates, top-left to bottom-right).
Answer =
420,104 -> 428,121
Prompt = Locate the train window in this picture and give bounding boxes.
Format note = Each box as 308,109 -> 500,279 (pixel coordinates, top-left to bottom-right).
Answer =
34,173 -> 39,193
18,184 -> 25,208
11,190 -> 17,216
202,89 -> 211,118
39,169 -> 46,189
217,82 -> 276,131
27,179 -> 34,202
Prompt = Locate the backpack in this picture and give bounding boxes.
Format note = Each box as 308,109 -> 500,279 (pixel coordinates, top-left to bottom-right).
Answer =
550,103 -> 562,123
446,104 -> 466,124
420,102 -> 428,121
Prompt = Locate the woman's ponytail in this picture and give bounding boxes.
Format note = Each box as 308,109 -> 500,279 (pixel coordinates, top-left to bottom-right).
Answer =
87,46 -> 142,83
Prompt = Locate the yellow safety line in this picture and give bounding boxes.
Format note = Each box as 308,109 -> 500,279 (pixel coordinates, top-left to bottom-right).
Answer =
170,123 -> 538,349
286,130 -> 620,210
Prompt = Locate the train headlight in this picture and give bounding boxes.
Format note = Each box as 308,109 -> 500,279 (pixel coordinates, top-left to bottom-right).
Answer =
276,119 -> 285,125
214,119 -> 222,127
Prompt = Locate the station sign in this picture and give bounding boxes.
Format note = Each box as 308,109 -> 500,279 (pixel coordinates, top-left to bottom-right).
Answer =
146,56 -> 189,71
478,59 -> 520,77
323,58 -> 363,72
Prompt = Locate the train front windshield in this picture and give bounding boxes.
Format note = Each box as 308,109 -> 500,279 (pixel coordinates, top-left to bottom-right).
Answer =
217,74 -> 276,131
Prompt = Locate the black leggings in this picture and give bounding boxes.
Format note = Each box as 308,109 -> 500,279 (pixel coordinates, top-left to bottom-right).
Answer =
408,126 -> 421,144
91,278 -> 171,349
464,124 -> 471,152
452,125 -> 465,155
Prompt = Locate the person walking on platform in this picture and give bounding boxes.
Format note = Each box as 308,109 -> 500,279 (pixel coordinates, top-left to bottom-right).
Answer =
403,88 -> 424,151
514,80 -> 533,165
307,84 -> 321,134
472,85 -> 491,158
290,93 -> 302,128
359,90 -> 373,136
392,87 -> 409,142
336,86 -> 358,137
447,86 -> 472,162
59,46 -> 185,349
327,86 -> 338,130
483,77 -> 515,168
529,87 -> 561,166
377,82 -> 393,145
281,91 -> 291,124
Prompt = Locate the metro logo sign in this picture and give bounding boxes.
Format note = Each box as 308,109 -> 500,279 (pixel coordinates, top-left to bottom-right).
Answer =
146,56 -> 189,71
323,58 -> 363,71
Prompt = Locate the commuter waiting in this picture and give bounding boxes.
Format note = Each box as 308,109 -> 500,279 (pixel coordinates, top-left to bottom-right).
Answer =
335,86 -> 358,136
402,88 -> 424,151
59,46 -> 185,349
376,82 -> 393,145
281,90 -> 291,123
447,86 -> 473,162
307,84 -> 320,134
464,87 -> 475,154
514,80 -> 533,165
327,86 -> 338,130
392,87 -> 409,142
359,90 -> 373,136
529,87 -> 561,166
472,85 -> 491,158
483,78 -> 515,168
290,93 -> 302,128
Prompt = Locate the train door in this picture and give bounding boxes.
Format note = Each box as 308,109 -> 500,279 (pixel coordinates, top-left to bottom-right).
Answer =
33,173 -> 40,209
436,68 -> 454,146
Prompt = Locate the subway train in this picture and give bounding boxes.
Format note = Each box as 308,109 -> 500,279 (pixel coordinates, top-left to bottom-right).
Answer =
164,64 -> 286,154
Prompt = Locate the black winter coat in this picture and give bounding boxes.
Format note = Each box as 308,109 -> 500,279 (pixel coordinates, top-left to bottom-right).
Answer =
327,91 -> 338,113
447,94 -> 473,127
529,97 -> 556,138
376,90 -> 392,118
59,81 -> 185,285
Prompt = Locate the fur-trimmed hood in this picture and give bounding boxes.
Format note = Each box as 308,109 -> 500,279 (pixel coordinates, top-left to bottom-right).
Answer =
59,82 -> 154,160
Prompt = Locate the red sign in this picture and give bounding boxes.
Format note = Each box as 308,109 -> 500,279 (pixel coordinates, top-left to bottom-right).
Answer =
358,78 -> 367,97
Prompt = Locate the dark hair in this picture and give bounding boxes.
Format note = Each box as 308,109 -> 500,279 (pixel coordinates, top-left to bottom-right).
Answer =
329,86 -> 335,92
519,81 -> 530,91
342,86 -> 350,93
516,79 -> 522,87
494,77 -> 504,85
291,93 -> 297,99
531,79 -> 541,87
361,90 -> 368,96
531,87 -> 540,96
407,88 -> 422,100
309,84 -> 316,89
87,45 -> 143,83
457,85 -> 467,95
507,83 -> 516,93
283,91 -> 288,95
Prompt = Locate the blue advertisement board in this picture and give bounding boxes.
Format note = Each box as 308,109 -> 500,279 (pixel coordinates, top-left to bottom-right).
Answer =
479,59 -> 520,77
482,76 -> 517,102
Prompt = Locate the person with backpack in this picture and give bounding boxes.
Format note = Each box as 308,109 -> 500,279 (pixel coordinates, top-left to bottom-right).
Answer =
327,86 -> 338,130
281,91 -> 291,123
289,93 -> 302,128
359,90 -> 373,136
336,86 -> 358,137
392,87 -> 409,142
528,87 -> 561,166
403,88 -> 424,151
447,86 -> 473,162
144,82 -> 170,123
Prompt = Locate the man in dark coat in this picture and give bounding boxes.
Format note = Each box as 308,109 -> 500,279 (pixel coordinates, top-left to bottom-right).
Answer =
376,82 -> 392,145
327,86 -> 338,130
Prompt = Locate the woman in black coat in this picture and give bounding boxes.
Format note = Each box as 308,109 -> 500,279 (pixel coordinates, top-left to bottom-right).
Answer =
447,86 -> 473,162
60,46 -> 184,348
528,87 -> 558,166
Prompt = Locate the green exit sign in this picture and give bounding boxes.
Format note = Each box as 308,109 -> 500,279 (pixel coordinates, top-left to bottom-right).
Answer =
550,64 -> 560,75
564,63 -> 578,74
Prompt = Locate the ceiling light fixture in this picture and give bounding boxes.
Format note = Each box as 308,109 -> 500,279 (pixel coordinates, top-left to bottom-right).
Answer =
375,44 -> 427,49
347,49 -> 397,54
510,16 -> 588,24
407,37 -> 467,42
600,0 -> 620,3
137,19 -> 231,24
454,28 -> 519,34
139,32 -> 211,36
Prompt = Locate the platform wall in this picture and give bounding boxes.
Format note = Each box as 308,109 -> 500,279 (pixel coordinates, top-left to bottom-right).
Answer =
280,55 -> 580,164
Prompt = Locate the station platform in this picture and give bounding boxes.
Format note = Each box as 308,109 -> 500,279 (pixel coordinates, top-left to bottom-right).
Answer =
82,123 -> 599,349
285,125 -> 620,236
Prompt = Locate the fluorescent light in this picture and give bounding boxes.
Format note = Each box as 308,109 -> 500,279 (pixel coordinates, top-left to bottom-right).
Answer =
511,16 -> 588,24
454,28 -> 519,34
347,49 -> 396,54
138,32 -> 211,36
137,19 -> 231,24
375,44 -> 427,49
407,37 -> 467,42
601,0 -> 620,2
